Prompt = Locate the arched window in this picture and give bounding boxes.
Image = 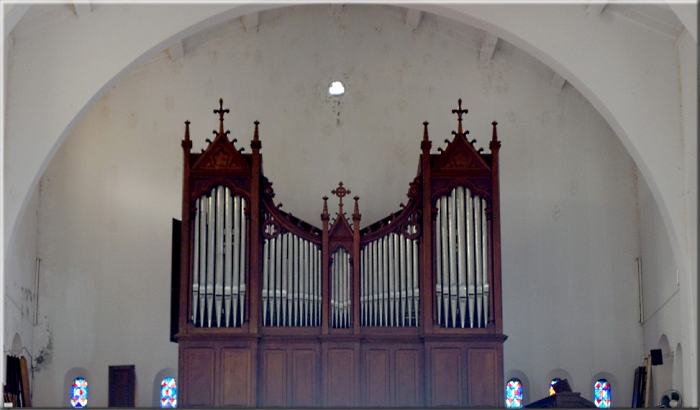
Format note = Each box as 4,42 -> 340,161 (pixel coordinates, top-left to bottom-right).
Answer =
549,378 -> 562,396
160,376 -> 177,408
70,377 -> 88,408
505,378 -> 524,408
593,379 -> 611,408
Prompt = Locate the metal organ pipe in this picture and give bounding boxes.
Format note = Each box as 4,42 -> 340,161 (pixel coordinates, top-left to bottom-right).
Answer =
434,187 -> 490,328
190,186 -> 248,328
261,224 -> 322,327
359,223 -> 420,327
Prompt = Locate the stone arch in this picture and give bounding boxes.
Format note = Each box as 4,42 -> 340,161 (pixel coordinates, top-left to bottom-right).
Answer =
5,4 -> 688,282
9,333 -> 22,354
3,4 -> 694,393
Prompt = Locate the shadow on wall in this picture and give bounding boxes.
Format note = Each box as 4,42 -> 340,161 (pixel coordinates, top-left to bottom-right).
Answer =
653,334 -> 674,406
673,343 -> 683,391
544,368 -> 574,397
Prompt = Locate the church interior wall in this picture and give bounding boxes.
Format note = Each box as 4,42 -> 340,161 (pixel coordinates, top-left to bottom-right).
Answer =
3,185 -> 39,373
23,6 -> 650,407
3,4 -> 694,407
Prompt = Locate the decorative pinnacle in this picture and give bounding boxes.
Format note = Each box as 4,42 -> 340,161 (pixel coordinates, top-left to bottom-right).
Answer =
489,121 -> 501,150
182,120 -> 192,151
353,196 -> 361,220
422,121 -> 429,141
213,98 -> 230,135
451,98 -> 468,136
321,196 -> 329,220
251,120 -> 261,151
331,182 -> 351,214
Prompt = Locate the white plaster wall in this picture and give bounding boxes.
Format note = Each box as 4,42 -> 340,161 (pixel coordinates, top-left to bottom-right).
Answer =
3,184 -> 39,368
677,29 -> 697,406
32,5 -> 645,406
638,28 -> 698,406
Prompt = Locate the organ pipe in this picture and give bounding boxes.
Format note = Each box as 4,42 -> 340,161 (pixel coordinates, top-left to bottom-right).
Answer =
190,186 -> 248,328
434,187 -> 490,328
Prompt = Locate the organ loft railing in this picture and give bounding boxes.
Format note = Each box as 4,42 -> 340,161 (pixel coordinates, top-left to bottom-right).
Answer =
177,98 -> 504,408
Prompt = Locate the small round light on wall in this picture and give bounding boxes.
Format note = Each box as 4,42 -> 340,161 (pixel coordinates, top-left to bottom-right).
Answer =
328,81 -> 345,96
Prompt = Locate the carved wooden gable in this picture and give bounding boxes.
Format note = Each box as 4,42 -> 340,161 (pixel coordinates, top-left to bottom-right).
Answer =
190,98 -> 250,173
435,134 -> 490,172
433,98 -> 491,173
191,134 -> 249,172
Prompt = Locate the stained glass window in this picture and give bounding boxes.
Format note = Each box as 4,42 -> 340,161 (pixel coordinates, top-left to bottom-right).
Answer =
549,378 -> 562,396
160,376 -> 177,408
70,377 -> 88,408
505,378 -> 524,408
593,379 -> 611,408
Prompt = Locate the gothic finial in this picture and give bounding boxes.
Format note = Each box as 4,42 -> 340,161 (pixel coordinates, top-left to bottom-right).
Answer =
451,98 -> 468,136
421,121 -> 431,152
489,121 -> 501,151
213,98 -> 230,135
322,196 -> 329,220
331,181 -> 351,214
251,120 -> 261,151
353,196 -> 361,220
182,120 -> 192,152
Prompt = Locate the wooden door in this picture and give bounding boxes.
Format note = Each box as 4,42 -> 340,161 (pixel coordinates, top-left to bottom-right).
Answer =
108,365 -> 135,407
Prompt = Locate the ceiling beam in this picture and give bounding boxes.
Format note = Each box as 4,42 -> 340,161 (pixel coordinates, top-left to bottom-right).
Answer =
479,33 -> 498,64
586,2 -> 607,16
242,12 -> 259,32
168,41 -> 184,61
405,10 -> 423,31
551,70 -> 567,90
72,2 -> 92,19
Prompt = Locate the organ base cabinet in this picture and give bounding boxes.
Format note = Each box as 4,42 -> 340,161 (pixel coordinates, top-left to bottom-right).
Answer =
176,99 -> 507,407
179,335 -> 505,407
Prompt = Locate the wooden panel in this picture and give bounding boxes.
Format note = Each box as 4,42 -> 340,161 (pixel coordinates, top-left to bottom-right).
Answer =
467,348 -> 498,406
395,349 -> 422,406
430,348 -> 462,407
184,348 -> 215,407
221,348 -> 253,407
364,349 -> 391,407
325,348 -> 356,406
261,349 -> 288,407
108,365 -> 135,407
290,349 -> 318,406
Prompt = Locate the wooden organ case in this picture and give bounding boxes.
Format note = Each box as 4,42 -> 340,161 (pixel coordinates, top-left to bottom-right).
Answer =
177,99 -> 506,407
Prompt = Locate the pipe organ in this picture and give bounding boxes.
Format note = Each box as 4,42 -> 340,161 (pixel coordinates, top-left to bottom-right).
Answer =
177,99 -> 506,408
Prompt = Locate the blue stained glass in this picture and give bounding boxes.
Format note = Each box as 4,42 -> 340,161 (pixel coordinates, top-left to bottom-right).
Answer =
593,379 -> 611,408
505,378 -> 524,408
70,377 -> 88,408
160,376 -> 177,408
